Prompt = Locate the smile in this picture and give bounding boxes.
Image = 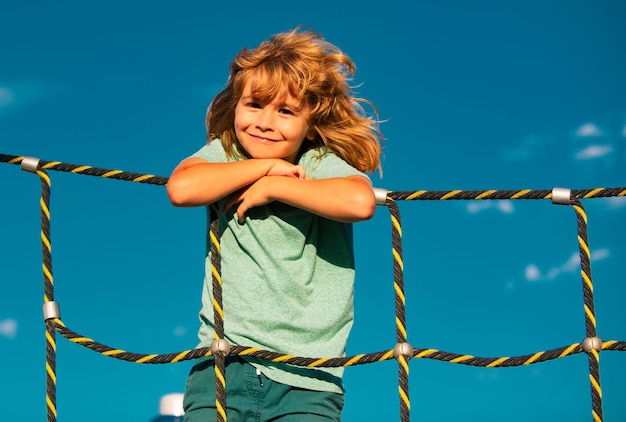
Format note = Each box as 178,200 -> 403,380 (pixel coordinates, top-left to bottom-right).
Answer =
249,133 -> 279,143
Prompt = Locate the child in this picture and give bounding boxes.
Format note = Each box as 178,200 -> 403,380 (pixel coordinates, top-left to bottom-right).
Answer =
167,27 -> 383,421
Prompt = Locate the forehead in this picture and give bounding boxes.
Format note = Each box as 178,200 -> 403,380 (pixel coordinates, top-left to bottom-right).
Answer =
240,69 -> 305,107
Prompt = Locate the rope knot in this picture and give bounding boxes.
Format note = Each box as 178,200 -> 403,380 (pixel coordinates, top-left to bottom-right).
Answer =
393,342 -> 413,361
582,336 -> 602,353
20,156 -> 41,173
43,301 -> 61,321
211,338 -> 231,357
551,187 -> 572,205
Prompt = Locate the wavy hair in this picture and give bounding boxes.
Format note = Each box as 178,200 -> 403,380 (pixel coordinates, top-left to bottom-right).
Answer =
206,27 -> 383,173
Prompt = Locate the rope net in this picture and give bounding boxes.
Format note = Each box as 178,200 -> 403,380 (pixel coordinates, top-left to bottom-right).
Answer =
1,153 -> 625,422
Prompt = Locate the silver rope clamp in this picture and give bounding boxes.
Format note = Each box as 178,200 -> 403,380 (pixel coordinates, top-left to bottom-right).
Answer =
21,156 -> 41,174
551,187 -> 571,206
393,342 -> 414,361
582,336 -> 603,353
373,187 -> 388,206
211,338 -> 231,356
42,301 -> 61,321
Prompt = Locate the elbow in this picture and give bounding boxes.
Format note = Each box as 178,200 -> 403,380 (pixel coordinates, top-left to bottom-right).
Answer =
350,189 -> 376,222
359,198 -> 377,221
166,178 -> 192,207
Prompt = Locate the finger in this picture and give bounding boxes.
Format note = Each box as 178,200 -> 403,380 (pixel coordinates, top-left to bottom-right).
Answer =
223,192 -> 242,212
224,200 -> 241,216
236,201 -> 248,224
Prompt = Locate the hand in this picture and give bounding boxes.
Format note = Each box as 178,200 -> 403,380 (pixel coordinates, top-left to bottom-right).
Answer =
266,159 -> 306,179
222,160 -> 305,223
223,176 -> 276,223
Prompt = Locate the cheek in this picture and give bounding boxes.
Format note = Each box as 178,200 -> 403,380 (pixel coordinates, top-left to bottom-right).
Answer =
297,123 -> 312,140
233,104 -> 245,125
233,112 -> 245,132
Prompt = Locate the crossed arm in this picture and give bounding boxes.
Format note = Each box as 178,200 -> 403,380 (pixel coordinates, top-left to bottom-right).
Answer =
166,157 -> 376,223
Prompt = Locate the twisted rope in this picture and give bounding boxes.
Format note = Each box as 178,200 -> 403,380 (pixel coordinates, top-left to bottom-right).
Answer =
47,318 -> 626,365
387,188 -> 626,201
2,152 -> 625,422
32,168 -> 58,422
208,204 -> 228,422
571,199 -> 603,422
386,198 -> 410,422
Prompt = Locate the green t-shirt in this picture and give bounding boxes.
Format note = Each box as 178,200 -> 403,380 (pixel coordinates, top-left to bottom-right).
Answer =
190,139 -> 369,393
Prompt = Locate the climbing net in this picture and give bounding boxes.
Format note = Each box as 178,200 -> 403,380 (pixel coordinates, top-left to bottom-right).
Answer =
1,153 -> 625,422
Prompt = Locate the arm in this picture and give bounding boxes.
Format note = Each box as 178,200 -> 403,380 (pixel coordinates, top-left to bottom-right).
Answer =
225,175 -> 376,223
166,157 -> 305,207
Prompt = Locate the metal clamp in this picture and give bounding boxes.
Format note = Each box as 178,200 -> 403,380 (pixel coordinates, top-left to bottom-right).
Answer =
42,301 -> 61,321
582,336 -> 603,353
211,338 -> 231,356
393,342 -> 413,361
551,187 -> 571,205
373,187 -> 388,206
20,156 -> 41,174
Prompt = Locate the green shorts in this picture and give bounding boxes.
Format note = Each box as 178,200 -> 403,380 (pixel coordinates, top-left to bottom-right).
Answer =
183,356 -> 344,422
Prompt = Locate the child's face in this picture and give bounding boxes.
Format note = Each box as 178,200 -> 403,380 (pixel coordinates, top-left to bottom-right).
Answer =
234,80 -> 312,164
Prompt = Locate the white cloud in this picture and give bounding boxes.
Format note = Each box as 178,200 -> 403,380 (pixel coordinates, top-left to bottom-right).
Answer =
466,200 -> 514,215
0,81 -> 46,115
561,252 -> 581,274
591,248 -> 611,261
524,249 -> 610,282
501,134 -> 545,162
604,196 -> 626,210
173,325 -> 187,337
574,144 -> 613,160
504,278 -> 516,291
476,371 -> 500,381
575,123 -> 602,137
0,87 -> 15,107
0,318 -> 18,339
525,264 -> 541,282
467,202 -> 490,214
544,252 -> 580,280
496,201 -> 514,214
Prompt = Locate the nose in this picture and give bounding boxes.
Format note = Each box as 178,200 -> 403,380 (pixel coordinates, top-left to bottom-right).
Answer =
255,108 -> 274,131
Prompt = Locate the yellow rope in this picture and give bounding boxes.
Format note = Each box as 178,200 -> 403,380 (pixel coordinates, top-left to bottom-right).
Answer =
2,153 -> 625,422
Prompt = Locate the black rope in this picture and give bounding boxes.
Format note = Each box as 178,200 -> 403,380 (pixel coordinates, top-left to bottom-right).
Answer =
386,198 -> 410,422
571,199 -> 603,421
3,152 -> 626,422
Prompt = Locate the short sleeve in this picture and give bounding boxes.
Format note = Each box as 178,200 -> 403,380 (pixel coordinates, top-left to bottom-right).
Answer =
189,139 -> 230,163
299,149 -> 371,183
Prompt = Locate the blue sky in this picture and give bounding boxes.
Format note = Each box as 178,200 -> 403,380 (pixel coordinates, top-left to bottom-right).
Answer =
1,1 -> 625,421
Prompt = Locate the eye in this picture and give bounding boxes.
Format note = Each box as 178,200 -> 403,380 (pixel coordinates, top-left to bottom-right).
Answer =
279,108 -> 294,115
248,101 -> 262,109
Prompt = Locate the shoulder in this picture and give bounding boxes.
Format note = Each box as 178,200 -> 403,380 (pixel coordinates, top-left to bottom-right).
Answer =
299,148 -> 369,181
189,138 -> 234,163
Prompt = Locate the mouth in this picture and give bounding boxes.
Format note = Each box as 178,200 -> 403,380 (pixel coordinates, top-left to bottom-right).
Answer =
248,133 -> 279,143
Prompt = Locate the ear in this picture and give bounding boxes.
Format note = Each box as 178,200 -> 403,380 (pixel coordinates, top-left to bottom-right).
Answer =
306,127 -> 317,141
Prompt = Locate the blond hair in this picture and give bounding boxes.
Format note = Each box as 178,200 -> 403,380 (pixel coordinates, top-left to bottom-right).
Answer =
206,27 -> 383,173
